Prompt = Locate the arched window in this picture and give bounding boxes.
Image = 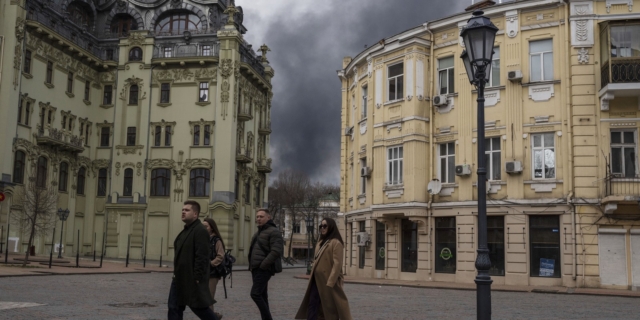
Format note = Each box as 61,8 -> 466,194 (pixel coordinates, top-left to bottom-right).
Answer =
129,85 -> 139,105
129,47 -> 142,61
155,12 -> 201,35
189,168 -> 210,197
77,167 -> 86,195
67,2 -> 93,27
110,14 -> 137,37
123,168 -> 133,196
13,151 -> 26,184
36,156 -> 48,188
151,168 -> 171,197
59,162 -> 69,192
97,168 -> 107,196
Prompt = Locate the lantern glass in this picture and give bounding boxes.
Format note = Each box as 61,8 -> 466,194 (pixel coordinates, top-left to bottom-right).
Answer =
461,50 -> 475,84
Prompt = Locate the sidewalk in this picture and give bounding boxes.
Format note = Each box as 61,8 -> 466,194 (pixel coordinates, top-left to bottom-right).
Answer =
293,274 -> 640,299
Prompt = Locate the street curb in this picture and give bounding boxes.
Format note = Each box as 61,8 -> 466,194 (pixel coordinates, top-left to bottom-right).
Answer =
293,275 -> 640,299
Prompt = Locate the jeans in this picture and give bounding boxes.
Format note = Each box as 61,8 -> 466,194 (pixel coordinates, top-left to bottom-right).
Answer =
250,268 -> 273,320
168,280 -> 218,320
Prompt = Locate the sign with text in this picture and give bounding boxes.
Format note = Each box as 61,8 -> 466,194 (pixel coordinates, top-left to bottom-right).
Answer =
540,258 -> 555,277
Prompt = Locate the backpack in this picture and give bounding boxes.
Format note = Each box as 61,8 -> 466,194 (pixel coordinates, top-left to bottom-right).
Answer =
212,236 -> 236,298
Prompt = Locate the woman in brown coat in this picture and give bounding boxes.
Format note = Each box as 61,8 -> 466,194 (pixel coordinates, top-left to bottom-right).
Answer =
203,218 -> 225,320
295,217 -> 352,320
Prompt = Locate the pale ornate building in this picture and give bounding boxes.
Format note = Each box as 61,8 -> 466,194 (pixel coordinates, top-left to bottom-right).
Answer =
339,0 -> 640,290
0,0 -> 273,264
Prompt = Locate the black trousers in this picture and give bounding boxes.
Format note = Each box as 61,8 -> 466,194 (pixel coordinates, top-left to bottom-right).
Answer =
307,278 -> 323,320
167,279 -> 218,320
250,268 -> 273,320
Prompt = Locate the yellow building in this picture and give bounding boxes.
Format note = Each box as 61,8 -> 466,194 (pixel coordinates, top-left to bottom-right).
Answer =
0,0 -> 273,264
339,0 -> 640,290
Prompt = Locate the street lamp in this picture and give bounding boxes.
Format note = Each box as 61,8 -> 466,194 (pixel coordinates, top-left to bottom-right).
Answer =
305,216 -> 313,274
460,10 -> 498,320
56,208 -> 70,259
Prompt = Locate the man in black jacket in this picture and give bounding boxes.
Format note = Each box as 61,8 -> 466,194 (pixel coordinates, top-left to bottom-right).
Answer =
248,209 -> 284,320
168,200 -> 218,320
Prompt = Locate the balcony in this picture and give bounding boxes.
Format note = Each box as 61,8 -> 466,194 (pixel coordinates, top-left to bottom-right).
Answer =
598,23 -> 640,111
237,106 -> 253,122
257,158 -> 272,173
258,121 -> 272,135
36,126 -> 84,153
152,43 -> 220,59
236,147 -> 253,163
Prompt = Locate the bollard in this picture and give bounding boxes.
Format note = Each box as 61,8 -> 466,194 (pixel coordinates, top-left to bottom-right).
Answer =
125,234 -> 131,268
99,231 -> 105,268
49,228 -> 55,269
143,236 -> 147,268
159,237 -> 163,267
93,233 -> 96,262
76,229 -> 80,268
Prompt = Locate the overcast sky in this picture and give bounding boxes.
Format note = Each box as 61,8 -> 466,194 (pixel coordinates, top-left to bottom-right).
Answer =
236,0 -> 468,185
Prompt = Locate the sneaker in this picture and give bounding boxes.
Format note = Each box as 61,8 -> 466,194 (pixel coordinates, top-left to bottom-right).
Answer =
215,312 -> 223,319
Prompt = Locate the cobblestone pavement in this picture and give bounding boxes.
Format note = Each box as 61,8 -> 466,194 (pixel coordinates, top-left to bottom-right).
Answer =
1,268 -> 640,320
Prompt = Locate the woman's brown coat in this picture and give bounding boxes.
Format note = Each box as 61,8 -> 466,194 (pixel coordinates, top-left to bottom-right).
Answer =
295,239 -> 352,320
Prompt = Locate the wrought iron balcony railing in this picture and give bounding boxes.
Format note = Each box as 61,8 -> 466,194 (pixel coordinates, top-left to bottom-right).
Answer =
601,57 -> 640,88
603,172 -> 640,198
152,44 -> 220,59
36,126 -> 84,153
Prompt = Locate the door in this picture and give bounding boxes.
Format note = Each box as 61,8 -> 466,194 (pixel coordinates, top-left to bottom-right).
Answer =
630,230 -> 640,288
599,229 -> 627,286
118,214 -> 132,258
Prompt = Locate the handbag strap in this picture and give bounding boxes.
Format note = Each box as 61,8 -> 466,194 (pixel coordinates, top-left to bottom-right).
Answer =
314,240 -> 331,261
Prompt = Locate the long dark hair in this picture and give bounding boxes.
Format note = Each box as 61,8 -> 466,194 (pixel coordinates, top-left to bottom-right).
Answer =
319,217 -> 343,246
203,218 -> 225,249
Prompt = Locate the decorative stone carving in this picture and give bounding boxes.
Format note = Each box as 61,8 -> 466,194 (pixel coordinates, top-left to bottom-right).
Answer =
529,84 -> 555,102
220,59 -> 233,79
606,0 -> 633,13
600,92 -> 615,111
128,32 -> 146,46
570,2 -> 594,47
195,67 -> 217,79
505,10 -> 519,38
115,162 -> 121,176
136,162 -> 143,176
183,159 -> 214,170
116,145 -> 144,155
577,47 -> 589,64
484,89 -> 500,107
360,120 -> 367,135
147,159 -> 176,171
91,159 -> 110,177
221,80 -> 230,120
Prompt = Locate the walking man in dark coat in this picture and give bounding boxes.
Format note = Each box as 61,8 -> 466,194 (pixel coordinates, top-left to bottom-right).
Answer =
168,200 -> 218,320
248,208 -> 284,320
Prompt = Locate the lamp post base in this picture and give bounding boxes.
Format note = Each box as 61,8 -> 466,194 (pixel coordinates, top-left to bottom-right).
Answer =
475,277 -> 493,320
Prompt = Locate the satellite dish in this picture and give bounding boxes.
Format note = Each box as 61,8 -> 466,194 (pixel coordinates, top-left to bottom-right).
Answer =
427,180 -> 442,195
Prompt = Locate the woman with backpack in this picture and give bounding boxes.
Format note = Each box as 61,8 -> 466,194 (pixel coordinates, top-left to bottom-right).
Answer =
295,217 -> 352,320
203,218 -> 225,320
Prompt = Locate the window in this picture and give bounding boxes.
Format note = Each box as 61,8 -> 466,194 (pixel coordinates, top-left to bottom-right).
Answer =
610,25 -> 640,58
193,125 -> 200,145
18,99 -> 22,124
154,126 -> 162,146
254,182 -> 261,205
439,142 -> 456,183
611,130 -> 637,178
155,13 -> 201,34
435,217 -> 456,273
84,81 -> 90,100
46,61 -> 53,84
165,126 -> 172,146
202,45 -> 211,56
36,156 -> 48,188
24,50 -> 32,74
234,172 -> 239,201
77,167 -> 86,195
387,63 -> 403,101
530,215 -> 561,278
532,133 -> 555,179
47,110 -> 53,124
359,221 -> 366,269
58,162 -> 69,192
66,3 -> 92,27
62,116 -> 67,130
438,56 -> 455,95
487,216 -> 505,276
375,221 -> 385,270
160,83 -> 170,103
244,179 -> 251,203
110,15 -> 137,37
85,124 -> 90,145
106,49 -> 114,60
13,151 -> 26,184
360,158 -> 367,194
387,146 -> 403,185
100,127 -> 110,147
127,127 -> 136,146
293,224 -> 300,234
129,47 -> 142,61
129,85 -> 139,105
485,137 -> 501,181
401,219 -> 417,273
199,82 -> 209,102
189,168 -> 210,197
151,168 -> 171,197
529,39 -> 553,82
103,85 -> 113,105
204,125 -> 211,146
25,102 -> 30,125
97,168 -> 107,196
67,72 -> 74,93
361,86 -> 368,119
123,168 -> 133,196
488,47 -> 500,87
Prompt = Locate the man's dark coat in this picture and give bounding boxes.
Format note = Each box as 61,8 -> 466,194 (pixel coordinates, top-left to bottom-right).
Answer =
173,218 -> 214,308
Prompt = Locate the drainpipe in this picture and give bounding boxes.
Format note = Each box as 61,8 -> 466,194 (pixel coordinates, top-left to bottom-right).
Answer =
142,64 -> 156,259
568,192 -> 576,281
424,21 -> 435,276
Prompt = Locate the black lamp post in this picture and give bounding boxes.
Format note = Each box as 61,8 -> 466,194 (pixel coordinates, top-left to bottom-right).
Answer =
56,208 -> 70,259
305,216 -> 314,274
460,10 -> 498,320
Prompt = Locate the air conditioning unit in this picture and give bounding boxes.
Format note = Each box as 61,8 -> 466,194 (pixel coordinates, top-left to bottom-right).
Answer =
505,161 -> 523,174
361,166 -> 372,177
356,232 -> 370,247
508,70 -> 523,82
344,126 -> 354,136
433,95 -> 449,106
455,164 -> 472,176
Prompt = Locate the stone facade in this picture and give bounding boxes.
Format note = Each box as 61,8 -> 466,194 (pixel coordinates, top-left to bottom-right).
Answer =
339,0 -> 640,290
0,0 -> 273,264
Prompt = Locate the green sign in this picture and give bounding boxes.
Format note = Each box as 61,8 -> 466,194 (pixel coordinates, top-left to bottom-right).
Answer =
440,247 -> 453,260
378,247 -> 385,259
